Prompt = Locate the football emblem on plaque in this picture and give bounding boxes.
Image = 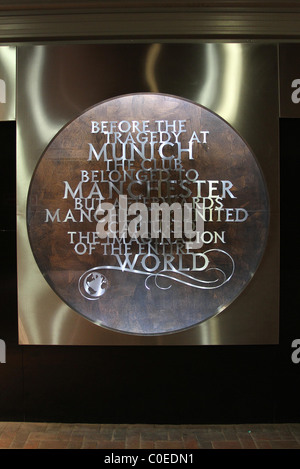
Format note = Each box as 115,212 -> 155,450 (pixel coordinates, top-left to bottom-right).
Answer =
27,93 -> 269,335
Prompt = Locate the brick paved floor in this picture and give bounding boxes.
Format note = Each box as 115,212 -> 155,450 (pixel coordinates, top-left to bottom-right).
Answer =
0,422 -> 299,449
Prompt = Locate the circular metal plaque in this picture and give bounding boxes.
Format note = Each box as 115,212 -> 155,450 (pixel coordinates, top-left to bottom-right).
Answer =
27,93 -> 269,335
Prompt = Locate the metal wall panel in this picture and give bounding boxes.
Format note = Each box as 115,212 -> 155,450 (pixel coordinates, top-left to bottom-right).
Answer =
17,43 -> 279,345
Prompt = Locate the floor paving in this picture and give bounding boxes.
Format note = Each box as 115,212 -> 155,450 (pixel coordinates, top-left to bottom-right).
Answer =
0,422 -> 299,449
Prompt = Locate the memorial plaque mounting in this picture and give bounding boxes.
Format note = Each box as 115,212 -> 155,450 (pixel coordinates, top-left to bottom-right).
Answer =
27,93 -> 269,335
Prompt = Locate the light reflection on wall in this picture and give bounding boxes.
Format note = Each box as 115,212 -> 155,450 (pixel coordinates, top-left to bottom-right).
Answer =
145,43 -> 162,93
198,44 -> 243,126
145,43 -> 243,127
197,43 -> 220,111
216,44 -> 243,124
24,46 -> 65,148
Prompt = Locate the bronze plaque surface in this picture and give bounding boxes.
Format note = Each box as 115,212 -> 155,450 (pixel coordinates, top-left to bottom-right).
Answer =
27,93 -> 269,335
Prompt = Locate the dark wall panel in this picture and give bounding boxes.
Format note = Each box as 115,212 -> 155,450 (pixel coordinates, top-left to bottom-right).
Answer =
22,345 -> 277,424
0,122 -> 23,421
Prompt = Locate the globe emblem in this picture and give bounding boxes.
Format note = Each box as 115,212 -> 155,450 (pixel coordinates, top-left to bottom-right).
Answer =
83,272 -> 108,298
